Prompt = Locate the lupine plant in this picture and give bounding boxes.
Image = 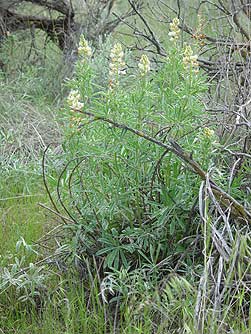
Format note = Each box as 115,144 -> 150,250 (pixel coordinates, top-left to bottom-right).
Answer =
57,28 -> 218,291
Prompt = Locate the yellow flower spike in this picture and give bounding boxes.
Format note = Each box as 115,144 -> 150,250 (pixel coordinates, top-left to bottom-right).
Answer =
138,54 -> 150,76
204,127 -> 215,138
67,89 -> 84,110
78,35 -> 92,59
168,17 -> 180,41
183,45 -> 199,72
109,43 -> 126,89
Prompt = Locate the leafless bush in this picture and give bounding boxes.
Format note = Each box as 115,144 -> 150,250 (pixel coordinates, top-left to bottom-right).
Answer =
0,0 -> 142,65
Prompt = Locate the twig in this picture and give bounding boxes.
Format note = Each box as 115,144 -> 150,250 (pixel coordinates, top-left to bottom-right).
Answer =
38,202 -> 75,224
42,145 -> 67,225
127,0 -> 166,56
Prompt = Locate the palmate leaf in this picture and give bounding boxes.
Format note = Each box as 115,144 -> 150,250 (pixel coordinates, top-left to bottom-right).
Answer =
96,246 -> 116,256
102,249 -> 127,270
105,249 -> 119,269
97,229 -> 136,269
119,249 -> 129,269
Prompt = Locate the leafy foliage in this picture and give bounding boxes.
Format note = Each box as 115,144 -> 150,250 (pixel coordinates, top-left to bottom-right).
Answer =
58,42 -> 215,281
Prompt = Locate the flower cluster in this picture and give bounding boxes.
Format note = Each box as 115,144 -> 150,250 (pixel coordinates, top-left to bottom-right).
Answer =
78,35 -> 92,59
168,17 -> 180,41
109,43 -> 126,89
204,127 -> 215,138
70,116 -> 82,129
67,89 -> 84,110
183,45 -> 199,71
192,14 -> 206,46
138,55 -> 150,76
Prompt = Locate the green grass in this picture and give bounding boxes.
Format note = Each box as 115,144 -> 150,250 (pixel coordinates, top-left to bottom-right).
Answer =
0,172 -> 46,264
0,29 -> 63,261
